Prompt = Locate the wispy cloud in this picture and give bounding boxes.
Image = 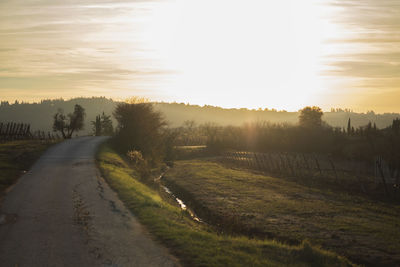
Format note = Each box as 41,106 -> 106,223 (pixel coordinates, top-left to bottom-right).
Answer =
0,0 -> 169,100
324,0 -> 400,80
1,0 -> 399,112
315,0 -> 400,111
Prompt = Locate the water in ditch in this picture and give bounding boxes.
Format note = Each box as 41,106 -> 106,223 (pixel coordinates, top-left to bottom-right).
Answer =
155,171 -> 203,223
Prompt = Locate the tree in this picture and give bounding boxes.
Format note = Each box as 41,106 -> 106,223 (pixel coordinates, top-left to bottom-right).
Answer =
347,118 -> 351,135
91,112 -> 113,136
100,112 -> 113,135
298,106 -> 323,128
53,104 -> 86,139
113,101 -> 167,165
392,118 -> 400,135
91,115 -> 102,136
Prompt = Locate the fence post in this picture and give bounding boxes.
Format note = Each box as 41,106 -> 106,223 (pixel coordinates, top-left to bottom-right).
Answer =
237,152 -> 244,167
0,122 -> 3,141
278,153 -> 286,176
12,123 -> 17,140
254,153 -> 262,171
5,123 -> 10,140
376,158 -> 389,197
262,153 -> 270,172
18,123 -> 24,139
294,155 -> 304,178
314,155 -> 323,177
329,157 -> 339,183
234,152 -> 238,164
355,168 -> 367,194
272,154 -> 280,174
247,152 -> 253,168
285,154 -> 295,177
302,154 -> 311,177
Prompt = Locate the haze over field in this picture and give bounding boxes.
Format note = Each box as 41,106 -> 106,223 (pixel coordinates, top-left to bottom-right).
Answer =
1,98 -> 399,134
1,0 -> 400,112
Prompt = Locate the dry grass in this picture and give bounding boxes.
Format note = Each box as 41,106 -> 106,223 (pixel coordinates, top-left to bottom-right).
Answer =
164,159 -> 400,266
96,142 -> 354,267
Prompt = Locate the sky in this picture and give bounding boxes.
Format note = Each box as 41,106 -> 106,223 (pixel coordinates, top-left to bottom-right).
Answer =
0,0 -> 399,112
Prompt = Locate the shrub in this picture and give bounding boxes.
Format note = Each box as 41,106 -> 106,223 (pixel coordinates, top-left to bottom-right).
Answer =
112,100 -> 169,167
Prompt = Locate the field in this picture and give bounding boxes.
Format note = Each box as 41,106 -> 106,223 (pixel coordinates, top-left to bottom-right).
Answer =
163,159 -> 400,266
0,140 -> 57,195
222,151 -> 399,201
96,142 -> 354,267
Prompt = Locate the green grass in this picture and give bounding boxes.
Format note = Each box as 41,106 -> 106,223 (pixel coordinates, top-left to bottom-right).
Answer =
164,159 -> 400,266
96,142 -> 354,267
0,140 -> 58,194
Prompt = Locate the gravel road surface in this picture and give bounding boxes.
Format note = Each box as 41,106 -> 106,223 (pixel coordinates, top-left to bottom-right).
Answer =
0,137 -> 179,267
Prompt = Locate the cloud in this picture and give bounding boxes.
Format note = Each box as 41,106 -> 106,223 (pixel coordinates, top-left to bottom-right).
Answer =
1,0 -> 399,112
323,52 -> 400,78
0,0 -> 170,101
322,0 -> 400,92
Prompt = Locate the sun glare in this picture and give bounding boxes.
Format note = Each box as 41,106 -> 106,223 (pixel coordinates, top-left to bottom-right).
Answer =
139,0 -> 341,110
1,0 -> 399,112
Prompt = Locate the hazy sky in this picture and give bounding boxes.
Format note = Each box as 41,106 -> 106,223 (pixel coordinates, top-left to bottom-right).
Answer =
0,0 -> 399,112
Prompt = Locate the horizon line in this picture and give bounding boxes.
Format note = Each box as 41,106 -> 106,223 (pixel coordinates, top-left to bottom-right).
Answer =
1,96 -> 399,115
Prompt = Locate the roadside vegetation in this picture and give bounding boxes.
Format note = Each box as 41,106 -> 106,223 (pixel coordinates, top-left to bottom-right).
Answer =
95,100 -> 398,266
0,140 -> 57,195
96,142 -> 354,267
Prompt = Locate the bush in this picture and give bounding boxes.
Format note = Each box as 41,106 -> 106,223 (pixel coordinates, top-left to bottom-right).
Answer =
112,100 -> 170,167
126,150 -> 149,178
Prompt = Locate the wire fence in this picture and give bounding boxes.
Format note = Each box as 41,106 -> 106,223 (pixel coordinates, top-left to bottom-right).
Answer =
223,151 -> 400,198
0,122 -> 60,142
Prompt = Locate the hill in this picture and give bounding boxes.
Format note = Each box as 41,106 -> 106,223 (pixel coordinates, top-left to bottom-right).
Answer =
0,97 -> 399,134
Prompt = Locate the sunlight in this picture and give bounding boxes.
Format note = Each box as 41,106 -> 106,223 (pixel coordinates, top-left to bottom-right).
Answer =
141,0 -> 342,110
1,0 -> 399,112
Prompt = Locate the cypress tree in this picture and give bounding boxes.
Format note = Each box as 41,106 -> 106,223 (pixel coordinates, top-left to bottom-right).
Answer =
347,118 -> 351,135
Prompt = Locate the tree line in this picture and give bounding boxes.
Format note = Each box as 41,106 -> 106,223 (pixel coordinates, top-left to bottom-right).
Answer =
2,97 -> 400,132
175,107 -> 400,169
46,102 -> 399,185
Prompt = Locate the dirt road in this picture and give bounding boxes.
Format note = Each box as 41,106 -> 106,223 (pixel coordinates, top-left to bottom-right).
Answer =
0,137 -> 179,267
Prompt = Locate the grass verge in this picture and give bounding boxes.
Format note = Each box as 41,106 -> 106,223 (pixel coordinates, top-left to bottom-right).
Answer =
96,142 -> 354,267
164,159 -> 400,266
0,140 -> 58,195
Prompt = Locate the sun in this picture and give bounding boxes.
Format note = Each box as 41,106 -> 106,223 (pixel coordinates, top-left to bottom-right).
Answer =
139,0 -> 342,110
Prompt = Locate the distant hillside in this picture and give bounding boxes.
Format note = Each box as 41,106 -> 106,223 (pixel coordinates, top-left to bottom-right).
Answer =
1,97 -> 399,134
156,103 -> 400,129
